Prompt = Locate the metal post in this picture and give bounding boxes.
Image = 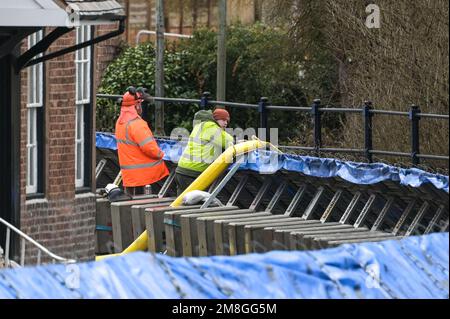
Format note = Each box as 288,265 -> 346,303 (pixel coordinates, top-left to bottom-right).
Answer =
363,100 -> 373,163
339,192 -> 361,224
371,197 -> 394,231
392,200 -> 416,236
302,186 -> 325,220
200,155 -> 245,209
95,158 -> 107,181
405,201 -> 429,236
320,190 -> 343,223
249,177 -> 272,211
226,175 -> 248,206
265,180 -> 288,212
311,99 -> 322,156
424,205 -> 444,234
20,237 -> 25,266
409,104 -> 420,165
217,0 -> 227,101
5,228 -> 10,266
353,194 -> 377,228
157,169 -> 176,198
200,91 -> 210,110
284,185 -> 306,216
155,0 -> 165,136
258,97 -> 269,142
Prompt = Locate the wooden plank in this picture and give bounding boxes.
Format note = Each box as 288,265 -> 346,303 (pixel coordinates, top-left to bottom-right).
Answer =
95,197 -> 113,254
144,206 -> 168,253
144,205 -> 200,252
179,207 -> 244,256
263,223 -> 355,252
110,196 -> 166,253
318,235 -> 400,249
295,226 -> 370,249
212,212 -> 271,256
311,230 -> 391,246
161,205 -> 202,256
144,204 -> 190,253
131,198 -> 175,240
163,206 -> 238,256
288,224 -> 359,250
101,195 -> 155,254
244,219 -> 328,254
227,216 -> 307,255
183,209 -> 257,256
277,222 -> 351,250
269,222 -> 332,251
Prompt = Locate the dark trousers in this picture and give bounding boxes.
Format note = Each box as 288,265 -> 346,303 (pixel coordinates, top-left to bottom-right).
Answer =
175,173 -> 197,196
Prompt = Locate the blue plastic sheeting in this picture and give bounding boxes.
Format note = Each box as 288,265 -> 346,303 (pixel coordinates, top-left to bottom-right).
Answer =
0,233 -> 448,299
96,132 -> 118,150
96,132 -> 449,193
242,150 -> 449,193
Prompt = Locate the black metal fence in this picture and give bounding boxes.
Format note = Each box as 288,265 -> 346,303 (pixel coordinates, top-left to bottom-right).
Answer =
96,92 -> 449,165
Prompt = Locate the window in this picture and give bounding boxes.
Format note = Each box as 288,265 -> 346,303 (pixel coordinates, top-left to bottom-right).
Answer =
26,30 -> 44,195
75,25 -> 92,188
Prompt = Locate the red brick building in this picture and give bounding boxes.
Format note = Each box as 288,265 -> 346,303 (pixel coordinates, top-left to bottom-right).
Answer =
0,1 -> 125,263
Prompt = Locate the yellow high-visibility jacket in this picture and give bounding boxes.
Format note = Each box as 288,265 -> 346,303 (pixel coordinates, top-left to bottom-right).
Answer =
178,121 -> 233,173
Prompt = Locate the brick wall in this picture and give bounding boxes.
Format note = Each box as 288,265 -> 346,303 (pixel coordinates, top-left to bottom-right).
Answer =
20,195 -> 96,263
18,25 -> 123,264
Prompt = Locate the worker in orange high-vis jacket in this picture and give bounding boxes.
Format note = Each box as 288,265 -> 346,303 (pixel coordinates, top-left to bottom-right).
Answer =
115,87 -> 169,196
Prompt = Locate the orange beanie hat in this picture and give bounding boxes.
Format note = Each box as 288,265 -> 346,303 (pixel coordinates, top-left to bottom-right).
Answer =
121,91 -> 140,107
213,108 -> 230,121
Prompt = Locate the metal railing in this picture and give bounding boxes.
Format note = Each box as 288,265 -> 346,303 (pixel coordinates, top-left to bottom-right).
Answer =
0,217 -> 76,268
96,92 -> 449,165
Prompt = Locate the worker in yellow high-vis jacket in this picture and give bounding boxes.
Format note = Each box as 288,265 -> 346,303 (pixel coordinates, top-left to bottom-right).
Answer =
175,108 -> 234,196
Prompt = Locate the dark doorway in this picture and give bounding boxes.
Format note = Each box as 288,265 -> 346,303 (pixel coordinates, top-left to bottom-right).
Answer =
0,46 -> 21,256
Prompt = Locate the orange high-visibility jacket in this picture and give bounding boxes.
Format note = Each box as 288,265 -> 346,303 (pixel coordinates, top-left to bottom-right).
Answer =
115,117 -> 169,187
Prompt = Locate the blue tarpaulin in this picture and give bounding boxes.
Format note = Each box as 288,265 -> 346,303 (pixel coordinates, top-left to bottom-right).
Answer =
96,132 -> 449,193
0,233 -> 448,299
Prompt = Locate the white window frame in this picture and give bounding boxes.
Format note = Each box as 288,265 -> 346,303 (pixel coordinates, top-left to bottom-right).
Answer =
75,25 -> 91,188
26,30 -> 44,194
75,25 -> 91,105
